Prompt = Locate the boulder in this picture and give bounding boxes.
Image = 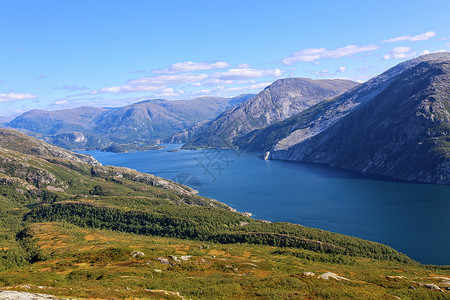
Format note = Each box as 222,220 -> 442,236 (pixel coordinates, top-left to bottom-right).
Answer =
319,272 -> 350,281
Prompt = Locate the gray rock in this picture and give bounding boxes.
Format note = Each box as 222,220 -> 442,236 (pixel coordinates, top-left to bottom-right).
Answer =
169,255 -> 180,263
131,250 -> 145,258
319,272 -> 350,281
156,257 -> 170,265
0,291 -> 64,300
424,283 -> 444,292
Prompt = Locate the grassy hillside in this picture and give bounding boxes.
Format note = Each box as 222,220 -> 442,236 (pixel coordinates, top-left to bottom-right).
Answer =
1,222 -> 449,299
1,128 -> 449,298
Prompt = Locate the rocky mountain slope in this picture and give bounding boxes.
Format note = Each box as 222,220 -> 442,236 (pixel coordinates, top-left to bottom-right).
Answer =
0,116 -> 13,127
182,78 -> 358,148
240,53 -> 450,184
6,95 -> 253,150
0,128 -> 100,166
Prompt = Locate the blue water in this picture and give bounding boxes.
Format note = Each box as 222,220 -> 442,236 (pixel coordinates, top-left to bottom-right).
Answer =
79,144 -> 450,265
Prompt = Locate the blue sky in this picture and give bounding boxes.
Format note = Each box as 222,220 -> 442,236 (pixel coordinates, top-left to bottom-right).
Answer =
1,0 -> 450,116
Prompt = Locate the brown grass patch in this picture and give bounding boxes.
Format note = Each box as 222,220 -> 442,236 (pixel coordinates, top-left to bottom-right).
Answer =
84,233 -> 113,242
168,244 -> 190,254
208,249 -> 226,256
241,251 -> 252,258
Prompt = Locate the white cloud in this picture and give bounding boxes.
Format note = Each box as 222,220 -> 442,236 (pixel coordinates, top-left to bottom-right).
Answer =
383,47 -> 416,60
94,73 -> 209,94
54,85 -> 89,91
383,31 -> 436,43
420,49 -> 447,55
215,68 -> 283,80
237,63 -> 252,68
215,82 -> 272,93
310,66 -> 348,78
128,70 -> 147,74
53,98 -> 68,105
0,92 -> 37,102
282,44 -> 380,65
191,89 -> 213,95
152,61 -> 230,74
200,79 -> 235,86
152,88 -> 185,98
357,66 -> 373,72
128,73 -> 209,86
200,78 -> 257,87
314,69 -> 332,77
84,66 -> 283,96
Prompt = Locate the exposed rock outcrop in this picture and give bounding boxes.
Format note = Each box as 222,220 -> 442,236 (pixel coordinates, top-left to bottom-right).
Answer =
0,291 -> 64,300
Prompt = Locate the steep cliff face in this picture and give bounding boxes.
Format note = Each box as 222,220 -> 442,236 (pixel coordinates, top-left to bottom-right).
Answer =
183,78 -> 358,148
250,53 -> 450,184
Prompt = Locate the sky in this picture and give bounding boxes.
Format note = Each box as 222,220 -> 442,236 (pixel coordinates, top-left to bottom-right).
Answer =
1,0 -> 450,117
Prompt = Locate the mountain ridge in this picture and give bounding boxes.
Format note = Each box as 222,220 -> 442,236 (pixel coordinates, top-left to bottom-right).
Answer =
182,78 -> 359,148
7,95 -> 254,150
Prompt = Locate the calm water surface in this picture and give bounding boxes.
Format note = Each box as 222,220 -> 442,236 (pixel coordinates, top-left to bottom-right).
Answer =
80,144 -> 450,265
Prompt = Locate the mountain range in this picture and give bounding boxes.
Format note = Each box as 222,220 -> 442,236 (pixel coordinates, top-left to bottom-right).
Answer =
6,95 -> 253,150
